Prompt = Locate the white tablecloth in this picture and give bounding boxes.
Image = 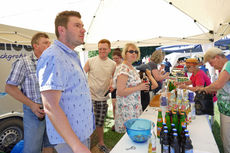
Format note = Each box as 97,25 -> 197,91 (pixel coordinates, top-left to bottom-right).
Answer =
110,106 -> 219,153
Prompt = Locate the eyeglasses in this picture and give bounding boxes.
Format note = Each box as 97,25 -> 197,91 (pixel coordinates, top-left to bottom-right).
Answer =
127,50 -> 138,54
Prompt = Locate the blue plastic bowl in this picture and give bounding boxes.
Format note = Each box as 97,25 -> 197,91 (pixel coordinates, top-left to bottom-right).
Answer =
11,140 -> 24,153
124,118 -> 154,143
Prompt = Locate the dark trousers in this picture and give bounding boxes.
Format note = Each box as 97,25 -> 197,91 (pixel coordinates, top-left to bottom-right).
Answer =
141,91 -> 150,111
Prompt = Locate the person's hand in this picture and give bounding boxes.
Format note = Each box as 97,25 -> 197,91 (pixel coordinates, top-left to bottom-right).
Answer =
174,81 -> 181,86
195,86 -> 206,93
138,82 -> 150,91
109,86 -> 114,92
30,103 -> 45,118
164,72 -> 170,79
178,84 -> 187,89
73,143 -> 91,153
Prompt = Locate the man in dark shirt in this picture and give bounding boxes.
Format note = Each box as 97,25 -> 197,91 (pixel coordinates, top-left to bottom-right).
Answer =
164,58 -> 172,72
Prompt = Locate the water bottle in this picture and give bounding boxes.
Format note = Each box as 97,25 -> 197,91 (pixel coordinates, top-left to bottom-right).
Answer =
190,101 -> 196,120
160,96 -> 168,119
188,92 -> 195,120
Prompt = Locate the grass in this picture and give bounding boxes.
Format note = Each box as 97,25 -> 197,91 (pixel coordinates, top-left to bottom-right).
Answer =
104,104 -> 124,149
103,100 -> 224,152
212,104 -> 224,153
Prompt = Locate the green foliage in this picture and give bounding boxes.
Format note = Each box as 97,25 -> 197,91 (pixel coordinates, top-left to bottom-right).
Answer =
88,49 -> 114,59
88,46 -> 160,62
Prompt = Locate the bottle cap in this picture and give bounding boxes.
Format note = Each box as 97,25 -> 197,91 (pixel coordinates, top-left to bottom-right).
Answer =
163,130 -> 168,133
163,123 -> 166,126
173,133 -> 178,136
184,129 -> 189,133
163,126 -> 168,130
185,134 -> 190,137
172,128 -> 177,132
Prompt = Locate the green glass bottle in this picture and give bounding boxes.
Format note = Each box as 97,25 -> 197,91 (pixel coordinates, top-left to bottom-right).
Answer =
157,119 -> 163,138
165,111 -> 171,132
157,109 -> 163,138
172,111 -> 178,132
178,112 -> 186,134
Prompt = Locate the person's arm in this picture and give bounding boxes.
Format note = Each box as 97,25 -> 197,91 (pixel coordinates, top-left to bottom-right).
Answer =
5,84 -> 44,118
176,79 -> 192,86
151,69 -> 169,81
41,90 -> 91,153
145,69 -> 158,89
83,60 -> 90,73
202,70 -> 230,93
116,74 -> 149,96
179,84 -> 200,92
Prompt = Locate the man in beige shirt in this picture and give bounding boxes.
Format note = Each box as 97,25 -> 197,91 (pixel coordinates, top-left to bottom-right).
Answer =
84,39 -> 116,153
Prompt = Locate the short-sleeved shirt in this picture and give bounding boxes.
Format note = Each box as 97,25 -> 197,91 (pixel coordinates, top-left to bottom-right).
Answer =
113,64 -> 142,133
87,56 -> 116,101
190,69 -> 217,102
37,40 -> 94,144
217,61 -> 230,116
6,53 -> 42,104
190,69 -> 211,87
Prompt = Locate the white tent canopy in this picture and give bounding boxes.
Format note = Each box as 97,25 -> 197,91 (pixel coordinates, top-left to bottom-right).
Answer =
0,24 -> 56,45
0,0 -> 230,51
84,0 -> 212,50
166,0 -> 230,40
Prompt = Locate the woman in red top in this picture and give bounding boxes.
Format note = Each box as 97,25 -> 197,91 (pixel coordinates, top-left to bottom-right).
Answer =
179,58 -> 211,90
178,58 -> 216,125
178,58 -> 217,101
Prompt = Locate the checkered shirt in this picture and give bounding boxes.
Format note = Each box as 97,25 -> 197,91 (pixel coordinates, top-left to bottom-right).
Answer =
6,53 -> 42,104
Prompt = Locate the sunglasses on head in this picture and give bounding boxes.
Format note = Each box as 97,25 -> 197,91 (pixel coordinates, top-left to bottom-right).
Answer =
127,50 -> 138,54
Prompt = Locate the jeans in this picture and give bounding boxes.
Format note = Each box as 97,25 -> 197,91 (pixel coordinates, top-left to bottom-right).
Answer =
23,105 -> 52,153
55,138 -> 90,153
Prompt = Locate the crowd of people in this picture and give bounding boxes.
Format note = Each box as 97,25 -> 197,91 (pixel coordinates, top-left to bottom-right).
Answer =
4,10 -> 230,153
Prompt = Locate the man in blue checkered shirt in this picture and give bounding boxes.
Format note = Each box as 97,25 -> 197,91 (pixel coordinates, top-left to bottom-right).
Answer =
5,33 -> 53,153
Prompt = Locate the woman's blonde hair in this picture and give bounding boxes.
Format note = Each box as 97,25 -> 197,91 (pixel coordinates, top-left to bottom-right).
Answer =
150,49 -> 165,64
204,47 -> 225,63
121,43 -> 140,61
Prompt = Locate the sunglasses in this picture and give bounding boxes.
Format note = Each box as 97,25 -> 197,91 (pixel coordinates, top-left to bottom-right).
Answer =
127,50 -> 138,54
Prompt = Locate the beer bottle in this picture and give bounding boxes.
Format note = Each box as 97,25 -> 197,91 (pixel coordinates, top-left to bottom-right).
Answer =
170,133 -> 180,153
170,128 -> 177,142
161,130 -> 170,153
171,123 -> 175,131
181,129 -> 189,146
157,119 -> 163,138
165,111 -> 171,132
172,111 -> 178,131
178,112 -> 186,134
158,110 -> 163,121
182,134 -> 193,153
160,125 -> 168,144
